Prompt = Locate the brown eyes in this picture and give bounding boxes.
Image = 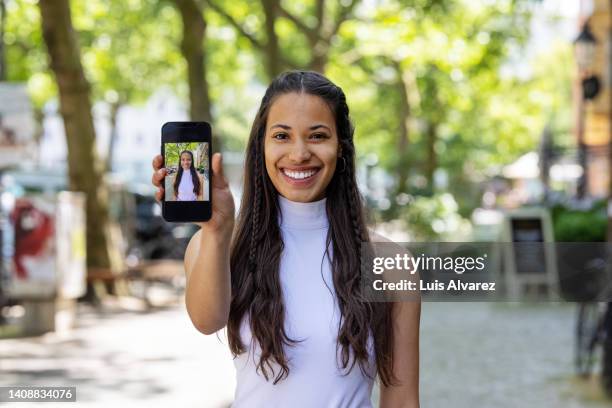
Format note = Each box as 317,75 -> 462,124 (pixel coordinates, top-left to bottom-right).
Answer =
272,133 -> 329,140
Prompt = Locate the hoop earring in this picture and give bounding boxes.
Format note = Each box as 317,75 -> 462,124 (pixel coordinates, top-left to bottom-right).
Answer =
338,156 -> 346,173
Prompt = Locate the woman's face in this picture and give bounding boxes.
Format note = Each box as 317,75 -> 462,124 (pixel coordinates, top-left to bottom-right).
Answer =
264,92 -> 340,203
180,152 -> 192,170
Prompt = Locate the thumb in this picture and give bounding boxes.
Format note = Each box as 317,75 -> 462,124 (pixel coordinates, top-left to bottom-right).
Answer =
211,152 -> 228,188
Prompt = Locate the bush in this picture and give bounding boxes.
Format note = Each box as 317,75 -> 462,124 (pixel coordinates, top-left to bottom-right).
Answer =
401,193 -> 472,241
551,200 -> 607,242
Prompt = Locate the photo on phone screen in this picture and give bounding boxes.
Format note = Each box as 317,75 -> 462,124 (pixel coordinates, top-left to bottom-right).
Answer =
163,142 -> 210,202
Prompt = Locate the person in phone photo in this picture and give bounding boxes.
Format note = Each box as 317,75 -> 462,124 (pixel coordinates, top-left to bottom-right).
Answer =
151,70 -> 420,408
173,150 -> 205,201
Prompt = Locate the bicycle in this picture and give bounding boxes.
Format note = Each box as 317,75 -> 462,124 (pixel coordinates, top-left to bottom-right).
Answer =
575,301 -> 610,377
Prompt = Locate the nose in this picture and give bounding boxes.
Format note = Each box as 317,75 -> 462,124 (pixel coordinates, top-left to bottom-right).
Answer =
288,139 -> 312,163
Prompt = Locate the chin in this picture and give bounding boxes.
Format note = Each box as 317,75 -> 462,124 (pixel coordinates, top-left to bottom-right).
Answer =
281,189 -> 324,203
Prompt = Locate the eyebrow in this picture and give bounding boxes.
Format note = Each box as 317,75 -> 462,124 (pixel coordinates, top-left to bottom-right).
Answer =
269,123 -> 331,132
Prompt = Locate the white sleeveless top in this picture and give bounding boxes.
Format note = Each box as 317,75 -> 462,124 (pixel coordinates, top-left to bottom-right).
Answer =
232,195 -> 376,408
177,171 -> 197,201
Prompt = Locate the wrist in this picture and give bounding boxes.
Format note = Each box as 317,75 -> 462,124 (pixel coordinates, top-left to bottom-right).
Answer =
199,222 -> 233,244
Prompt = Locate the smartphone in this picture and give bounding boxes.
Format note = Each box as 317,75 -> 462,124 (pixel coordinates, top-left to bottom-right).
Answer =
161,121 -> 212,222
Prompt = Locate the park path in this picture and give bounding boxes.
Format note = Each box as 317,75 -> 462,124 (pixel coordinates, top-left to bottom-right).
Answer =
1,300 -> 236,407
1,299 -> 610,407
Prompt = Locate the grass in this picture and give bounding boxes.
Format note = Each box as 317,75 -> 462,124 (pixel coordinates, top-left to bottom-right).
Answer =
565,374 -> 612,404
0,324 -> 23,339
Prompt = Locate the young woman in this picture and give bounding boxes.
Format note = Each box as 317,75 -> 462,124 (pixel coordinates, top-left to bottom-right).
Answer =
152,70 -> 420,407
173,150 -> 205,201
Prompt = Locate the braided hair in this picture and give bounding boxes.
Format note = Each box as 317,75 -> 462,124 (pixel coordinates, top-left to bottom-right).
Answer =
227,70 -> 397,386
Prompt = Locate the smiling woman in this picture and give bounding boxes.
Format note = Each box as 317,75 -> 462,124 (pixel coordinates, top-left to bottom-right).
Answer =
151,70 -> 420,408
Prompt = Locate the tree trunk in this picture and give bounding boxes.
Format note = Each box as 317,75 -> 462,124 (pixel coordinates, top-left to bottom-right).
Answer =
394,62 -> 411,195
261,0 -> 282,80
38,0 -> 112,274
425,121 -> 438,192
604,1 -> 612,396
306,31 -> 328,73
174,0 -> 220,151
105,101 -> 121,172
602,302 -> 612,396
32,107 -> 45,164
309,47 -> 328,74
0,0 -> 6,81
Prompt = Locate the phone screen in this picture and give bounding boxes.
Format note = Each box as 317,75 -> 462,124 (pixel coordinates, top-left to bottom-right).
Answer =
163,142 -> 210,202
161,121 -> 212,223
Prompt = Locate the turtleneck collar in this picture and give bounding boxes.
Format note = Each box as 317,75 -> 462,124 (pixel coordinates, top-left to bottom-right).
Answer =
277,194 -> 329,230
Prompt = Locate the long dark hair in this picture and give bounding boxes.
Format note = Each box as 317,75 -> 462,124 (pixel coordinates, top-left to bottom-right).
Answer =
227,70 -> 397,386
173,150 -> 200,198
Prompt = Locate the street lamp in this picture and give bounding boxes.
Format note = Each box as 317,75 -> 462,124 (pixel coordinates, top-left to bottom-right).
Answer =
574,21 -> 600,199
575,22 -> 597,74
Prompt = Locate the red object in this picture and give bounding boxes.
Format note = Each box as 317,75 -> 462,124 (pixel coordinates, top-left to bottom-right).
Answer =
10,199 -> 54,279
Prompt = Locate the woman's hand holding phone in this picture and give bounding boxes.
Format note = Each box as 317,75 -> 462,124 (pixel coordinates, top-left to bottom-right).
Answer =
152,152 -> 235,239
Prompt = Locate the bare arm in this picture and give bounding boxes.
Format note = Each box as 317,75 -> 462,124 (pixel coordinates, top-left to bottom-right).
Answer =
369,228 -> 421,408
183,226 -> 232,334
379,300 -> 421,408
153,153 -> 235,335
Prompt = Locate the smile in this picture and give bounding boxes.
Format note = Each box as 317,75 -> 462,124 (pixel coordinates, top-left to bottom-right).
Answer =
282,168 -> 319,180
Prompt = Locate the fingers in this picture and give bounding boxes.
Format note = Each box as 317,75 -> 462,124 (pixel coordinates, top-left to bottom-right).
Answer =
152,155 -> 165,202
151,167 -> 167,187
152,154 -> 166,189
152,154 -> 164,171
155,187 -> 165,202
211,152 -> 229,189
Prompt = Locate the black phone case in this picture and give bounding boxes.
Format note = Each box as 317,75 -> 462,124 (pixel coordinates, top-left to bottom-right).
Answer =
161,122 -> 212,223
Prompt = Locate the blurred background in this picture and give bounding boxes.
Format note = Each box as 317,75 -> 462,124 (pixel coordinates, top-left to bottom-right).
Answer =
1,0 -> 612,406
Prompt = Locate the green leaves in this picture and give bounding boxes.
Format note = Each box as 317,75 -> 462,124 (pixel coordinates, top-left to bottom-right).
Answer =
4,0 -> 571,231
165,142 -> 208,170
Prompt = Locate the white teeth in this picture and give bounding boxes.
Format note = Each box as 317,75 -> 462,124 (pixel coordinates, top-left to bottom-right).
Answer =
283,169 -> 317,180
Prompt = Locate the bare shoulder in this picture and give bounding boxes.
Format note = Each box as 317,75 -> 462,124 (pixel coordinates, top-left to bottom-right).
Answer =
367,227 -> 413,257
367,227 -> 393,243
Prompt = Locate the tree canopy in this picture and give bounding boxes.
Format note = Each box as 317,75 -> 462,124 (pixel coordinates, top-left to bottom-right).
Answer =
2,0 -> 572,226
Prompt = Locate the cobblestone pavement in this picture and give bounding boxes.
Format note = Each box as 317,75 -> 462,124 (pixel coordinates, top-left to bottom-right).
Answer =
1,300 -> 610,407
415,302 -> 610,408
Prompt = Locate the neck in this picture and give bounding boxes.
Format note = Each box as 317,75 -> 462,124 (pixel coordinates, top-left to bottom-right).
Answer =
277,194 -> 328,230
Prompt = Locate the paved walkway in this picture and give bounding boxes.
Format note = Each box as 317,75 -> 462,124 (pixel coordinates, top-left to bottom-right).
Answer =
1,299 -> 611,407
418,302 -> 610,408
1,299 -> 236,407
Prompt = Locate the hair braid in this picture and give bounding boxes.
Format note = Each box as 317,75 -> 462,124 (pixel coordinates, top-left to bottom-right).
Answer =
344,157 -> 366,280
249,138 -> 262,271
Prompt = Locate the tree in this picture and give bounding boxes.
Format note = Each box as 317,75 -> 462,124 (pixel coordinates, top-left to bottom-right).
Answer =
2,0 -> 54,158
72,0 -> 185,171
38,0 -> 112,281
205,0 -> 286,80
275,0 -> 359,73
0,0 -> 6,80
205,0 -> 359,79
327,0 -> 541,218
172,0 -> 211,123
